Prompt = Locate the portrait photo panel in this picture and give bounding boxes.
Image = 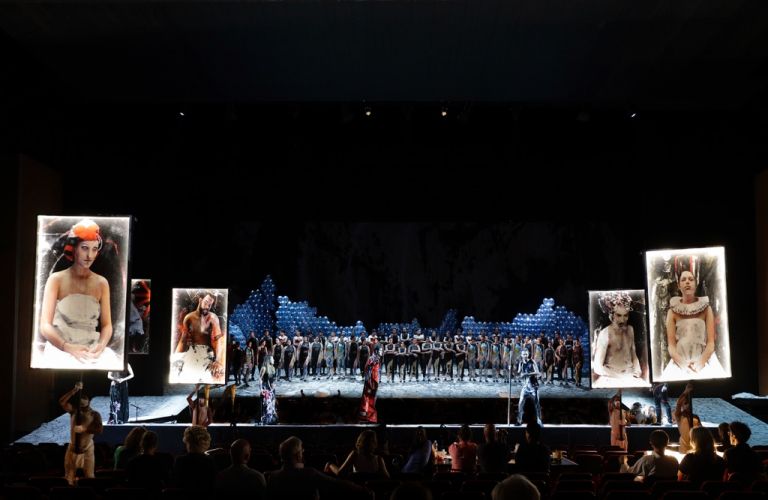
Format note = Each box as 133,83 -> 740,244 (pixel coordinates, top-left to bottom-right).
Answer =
646,247 -> 731,382
31,215 -> 131,370
169,288 -> 228,385
129,279 -> 151,354
588,290 -> 650,388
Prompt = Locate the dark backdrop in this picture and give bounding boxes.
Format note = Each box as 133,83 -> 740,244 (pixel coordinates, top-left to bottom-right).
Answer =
29,102 -> 758,400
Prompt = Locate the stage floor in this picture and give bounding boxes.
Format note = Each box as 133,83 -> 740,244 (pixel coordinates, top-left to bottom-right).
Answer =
15,390 -> 768,446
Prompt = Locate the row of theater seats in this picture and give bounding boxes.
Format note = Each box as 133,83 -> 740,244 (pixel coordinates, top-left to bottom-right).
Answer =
2,472 -> 767,500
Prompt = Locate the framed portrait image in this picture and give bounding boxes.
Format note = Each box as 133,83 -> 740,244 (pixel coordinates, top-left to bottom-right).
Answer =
31,215 -> 131,370
588,290 -> 650,388
646,247 -> 731,382
169,288 -> 228,385
128,279 -> 151,354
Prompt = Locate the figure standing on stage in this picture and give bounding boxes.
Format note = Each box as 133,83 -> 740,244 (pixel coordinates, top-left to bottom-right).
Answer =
261,354 -> 278,424
543,341 -> 555,385
609,389 -> 629,451
652,382 -> 673,425
408,338 -> 422,381
456,336 -> 467,381
517,375 -> 542,425
60,382 -> 103,484
675,382 -> 694,452
108,363 -> 134,424
517,349 -> 540,381
358,347 -> 381,423
187,384 -> 212,427
555,339 -> 569,386
281,335 -> 295,381
572,339 -> 584,387
322,335 -> 334,378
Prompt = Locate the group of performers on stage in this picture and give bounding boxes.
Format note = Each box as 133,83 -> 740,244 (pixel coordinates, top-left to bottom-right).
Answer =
232,328 -> 586,388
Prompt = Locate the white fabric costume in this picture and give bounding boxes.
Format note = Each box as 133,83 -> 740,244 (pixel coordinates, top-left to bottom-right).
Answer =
41,294 -> 121,369
661,296 -> 726,380
170,345 -> 222,384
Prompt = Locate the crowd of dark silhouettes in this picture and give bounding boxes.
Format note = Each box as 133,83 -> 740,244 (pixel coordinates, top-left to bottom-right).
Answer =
2,420 -> 767,500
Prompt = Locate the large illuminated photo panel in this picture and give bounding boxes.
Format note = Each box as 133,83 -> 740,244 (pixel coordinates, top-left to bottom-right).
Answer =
31,216 -> 131,370
646,247 -> 731,382
129,279 -> 151,354
588,290 -> 650,388
170,288 -> 228,384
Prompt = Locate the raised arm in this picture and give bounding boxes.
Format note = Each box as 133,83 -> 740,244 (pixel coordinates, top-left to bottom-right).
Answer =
329,450 -> 357,476
209,315 -> 225,379
187,384 -> 199,407
40,274 -> 63,348
593,331 -> 608,376
378,455 -> 390,478
60,382 -> 82,413
176,315 -> 191,353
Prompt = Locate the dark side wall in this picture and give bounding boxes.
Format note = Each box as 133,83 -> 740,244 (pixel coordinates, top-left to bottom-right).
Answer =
6,156 -> 60,442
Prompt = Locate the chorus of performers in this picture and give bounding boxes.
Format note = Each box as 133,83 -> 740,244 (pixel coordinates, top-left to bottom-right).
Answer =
228,328 -> 586,388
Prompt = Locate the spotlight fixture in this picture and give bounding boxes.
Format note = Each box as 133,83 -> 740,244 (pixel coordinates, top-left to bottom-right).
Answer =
630,112 -> 637,118
441,106 -> 448,117
178,111 -> 185,117
364,105 -> 372,117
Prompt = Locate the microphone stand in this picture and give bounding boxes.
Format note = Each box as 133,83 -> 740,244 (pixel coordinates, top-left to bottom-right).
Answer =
130,403 -> 142,422
507,357 -> 513,426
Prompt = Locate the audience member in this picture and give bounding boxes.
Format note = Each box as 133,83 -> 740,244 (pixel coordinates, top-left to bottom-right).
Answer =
514,423 -> 551,473
171,425 -> 217,490
126,430 -> 172,488
391,482 -> 433,500
114,426 -> 145,469
478,423 -> 509,474
492,474 -> 541,500
449,424 -> 478,474
216,438 -> 266,496
717,423 -> 733,452
326,429 -> 389,478
401,426 -> 433,474
267,436 -> 365,500
724,421 -> 762,483
678,426 -> 726,487
620,429 -> 679,480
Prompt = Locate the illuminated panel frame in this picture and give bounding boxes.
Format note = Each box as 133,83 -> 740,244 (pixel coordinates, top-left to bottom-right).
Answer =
31,215 -> 131,370
169,288 -> 228,385
129,279 -> 151,354
588,289 -> 651,388
645,247 -> 731,382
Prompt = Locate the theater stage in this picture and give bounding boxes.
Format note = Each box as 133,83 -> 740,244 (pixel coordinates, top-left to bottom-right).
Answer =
16,384 -> 768,450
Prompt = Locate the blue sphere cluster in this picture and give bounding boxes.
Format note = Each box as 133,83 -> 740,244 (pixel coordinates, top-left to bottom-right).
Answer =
229,277 -> 590,371
229,275 -> 277,342
509,297 -> 587,338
